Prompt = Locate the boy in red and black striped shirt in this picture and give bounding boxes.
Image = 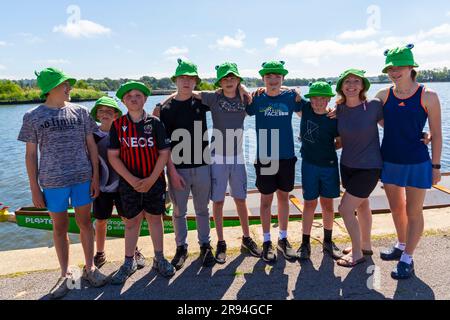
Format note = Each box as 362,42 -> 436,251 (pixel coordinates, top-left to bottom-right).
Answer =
108,81 -> 175,283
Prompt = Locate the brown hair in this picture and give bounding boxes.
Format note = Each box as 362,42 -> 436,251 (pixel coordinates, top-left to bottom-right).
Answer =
411,69 -> 418,81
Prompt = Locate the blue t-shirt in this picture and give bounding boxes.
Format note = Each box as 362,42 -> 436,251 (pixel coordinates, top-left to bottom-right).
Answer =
246,91 -> 304,160
300,102 -> 339,167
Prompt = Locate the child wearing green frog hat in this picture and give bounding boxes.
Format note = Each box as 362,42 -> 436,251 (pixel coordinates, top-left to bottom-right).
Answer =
297,81 -> 344,262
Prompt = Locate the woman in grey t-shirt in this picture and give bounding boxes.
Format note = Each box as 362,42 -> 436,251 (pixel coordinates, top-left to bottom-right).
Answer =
335,69 -> 384,268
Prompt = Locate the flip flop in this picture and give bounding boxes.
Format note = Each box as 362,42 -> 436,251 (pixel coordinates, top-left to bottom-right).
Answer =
337,256 -> 366,268
342,247 -> 374,256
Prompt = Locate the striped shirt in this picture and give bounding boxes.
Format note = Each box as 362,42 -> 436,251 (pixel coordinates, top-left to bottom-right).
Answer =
109,113 -> 171,179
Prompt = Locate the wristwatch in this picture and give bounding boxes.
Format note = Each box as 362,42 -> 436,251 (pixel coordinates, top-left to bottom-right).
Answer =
432,164 -> 441,170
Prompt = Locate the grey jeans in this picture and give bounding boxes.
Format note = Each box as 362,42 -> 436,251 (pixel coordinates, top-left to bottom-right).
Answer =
169,165 -> 211,247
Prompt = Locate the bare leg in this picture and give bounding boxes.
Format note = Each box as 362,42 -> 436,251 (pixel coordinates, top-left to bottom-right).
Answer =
302,199 -> 318,236
145,213 -> 164,254
356,199 -> 373,251
384,184 -> 407,244
234,198 -> 251,238
213,201 -> 225,241
338,193 -> 366,262
95,220 -> 108,254
49,212 -> 70,277
75,204 -> 95,271
124,213 -> 144,257
404,187 -> 426,256
260,193 -> 274,236
276,190 -> 290,233
320,197 -> 335,231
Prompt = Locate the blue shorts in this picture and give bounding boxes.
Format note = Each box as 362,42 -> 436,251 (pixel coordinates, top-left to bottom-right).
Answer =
43,181 -> 93,213
301,160 -> 340,201
381,160 -> 432,189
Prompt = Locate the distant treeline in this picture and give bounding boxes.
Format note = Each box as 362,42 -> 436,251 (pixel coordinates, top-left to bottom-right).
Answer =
3,67 -> 450,93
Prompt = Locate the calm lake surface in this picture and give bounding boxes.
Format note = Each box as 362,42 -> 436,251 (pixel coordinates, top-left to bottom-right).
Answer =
1,83 -> 449,251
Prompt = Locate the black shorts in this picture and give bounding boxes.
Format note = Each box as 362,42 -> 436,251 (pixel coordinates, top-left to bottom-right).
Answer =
340,164 -> 381,199
254,157 -> 297,195
93,192 -> 124,220
119,178 -> 167,219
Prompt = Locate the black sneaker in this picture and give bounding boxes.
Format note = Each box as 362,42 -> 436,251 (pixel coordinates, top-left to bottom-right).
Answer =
171,245 -> 188,271
277,238 -> 297,260
242,236 -> 262,257
380,246 -> 404,261
391,261 -> 415,280
297,243 -> 311,261
323,241 -> 344,260
94,252 -> 106,269
262,241 -> 277,263
200,244 -> 216,267
215,241 -> 227,264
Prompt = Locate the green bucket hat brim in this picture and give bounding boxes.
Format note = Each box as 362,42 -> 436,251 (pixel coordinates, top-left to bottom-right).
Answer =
336,70 -> 371,93
39,76 -> 77,100
90,97 -> 123,122
116,82 -> 151,100
259,68 -> 289,77
304,92 -> 336,99
382,61 -> 419,74
214,71 -> 244,87
171,74 -> 202,84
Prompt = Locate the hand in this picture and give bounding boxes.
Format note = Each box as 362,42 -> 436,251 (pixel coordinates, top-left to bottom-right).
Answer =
252,87 -> 266,98
169,170 -> 186,190
31,188 -> 46,209
327,108 -> 337,119
421,132 -> 432,145
238,84 -> 252,105
127,176 -> 141,189
290,88 -> 302,102
433,169 -> 441,185
90,176 -> 100,199
134,177 -> 155,193
215,88 -> 224,95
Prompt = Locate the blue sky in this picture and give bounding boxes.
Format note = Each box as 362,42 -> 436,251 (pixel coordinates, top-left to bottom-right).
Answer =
1,0 -> 450,80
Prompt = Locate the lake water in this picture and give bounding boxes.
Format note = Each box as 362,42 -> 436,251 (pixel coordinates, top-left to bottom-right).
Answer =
1,83 -> 449,251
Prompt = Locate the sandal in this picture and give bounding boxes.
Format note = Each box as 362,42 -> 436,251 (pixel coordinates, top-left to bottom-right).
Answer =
337,256 -> 366,268
342,247 -> 374,256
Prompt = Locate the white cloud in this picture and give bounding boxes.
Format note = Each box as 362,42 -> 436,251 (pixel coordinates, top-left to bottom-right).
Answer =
41,59 -> 71,65
214,29 -> 246,49
420,60 -> 450,70
447,11 -> 450,17
164,46 -> 189,56
337,27 -> 379,40
244,48 -> 258,55
18,33 -> 44,44
0,65 -> 6,70
280,40 -> 380,59
264,37 -> 279,48
0,41 -> 7,46
53,20 -> 111,38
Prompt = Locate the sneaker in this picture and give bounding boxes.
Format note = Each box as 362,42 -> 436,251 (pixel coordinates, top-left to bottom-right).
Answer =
82,266 -> 109,288
110,260 -> 138,285
200,244 -> 216,267
135,248 -> 146,269
391,261 -> 415,280
94,253 -> 106,269
380,246 -> 404,261
241,236 -> 262,257
323,241 -> 344,260
49,276 -> 71,300
262,241 -> 277,263
215,241 -> 227,264
297,243 -> 311,261
171,245 -> 188,271
277,238 -> 297,260
153,258 -> 176,278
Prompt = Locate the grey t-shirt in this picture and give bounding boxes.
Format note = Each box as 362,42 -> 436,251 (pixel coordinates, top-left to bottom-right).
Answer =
202,92 -> 246,158
336,99 -> 383,169
18,103 -> 98,188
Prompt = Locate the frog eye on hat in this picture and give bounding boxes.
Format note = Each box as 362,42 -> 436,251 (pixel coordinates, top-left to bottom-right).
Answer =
261,62 -> 267,68
328,81 -> 333,85
384,49 -> 390,56
215,65 -> 220,70
406,44 -> 415,49
280,61 -> 285,65
308,82 -> 313,87
177,58 -> 183,65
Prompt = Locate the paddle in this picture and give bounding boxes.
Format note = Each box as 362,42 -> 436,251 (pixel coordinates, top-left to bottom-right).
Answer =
433,184 -> 450,195
289,195 -> 304,213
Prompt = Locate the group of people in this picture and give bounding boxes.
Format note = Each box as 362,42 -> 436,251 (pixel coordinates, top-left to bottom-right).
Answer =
18,44 -> 442,299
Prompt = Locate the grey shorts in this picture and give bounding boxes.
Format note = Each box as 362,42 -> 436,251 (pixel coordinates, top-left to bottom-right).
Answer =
211,163 -> 247,202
